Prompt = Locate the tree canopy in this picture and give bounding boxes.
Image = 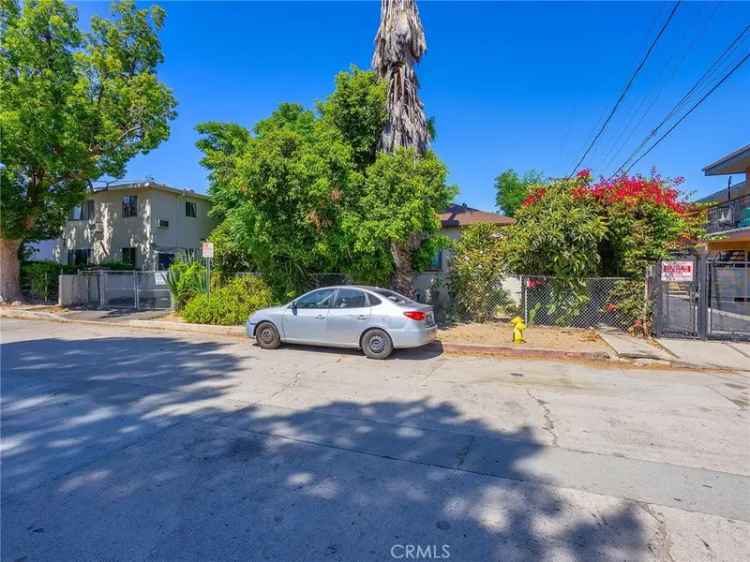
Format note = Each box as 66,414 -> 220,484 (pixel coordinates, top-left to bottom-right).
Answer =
501,170 -> 702,280
196,67 -> 455,299
494,168 -> 545,217
0,0 -> 176,298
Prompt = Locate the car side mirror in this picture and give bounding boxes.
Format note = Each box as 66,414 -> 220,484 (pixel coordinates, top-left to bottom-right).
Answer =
290,301 -> 297,313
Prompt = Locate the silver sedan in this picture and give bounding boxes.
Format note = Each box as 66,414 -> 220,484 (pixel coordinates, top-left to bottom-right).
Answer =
246,286 -> 437,359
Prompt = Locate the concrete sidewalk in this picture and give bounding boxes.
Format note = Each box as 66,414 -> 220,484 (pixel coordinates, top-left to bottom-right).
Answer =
657,338 -> 750,371
598,326 -> 750,372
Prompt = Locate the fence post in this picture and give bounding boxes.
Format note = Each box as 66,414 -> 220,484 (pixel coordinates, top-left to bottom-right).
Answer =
521,275 -> 528,323
98,270 -> 105,309
133,271 -> 139,310
696,251 -> 708,340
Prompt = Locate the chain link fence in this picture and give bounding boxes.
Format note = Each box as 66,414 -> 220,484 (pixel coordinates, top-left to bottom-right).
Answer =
59,270 -> 171,310
521,276 -> 642,330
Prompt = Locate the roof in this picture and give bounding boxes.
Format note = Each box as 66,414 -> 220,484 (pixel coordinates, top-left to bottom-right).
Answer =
439,203 -> 515,227
696,180 -> 749,204
703,144 -> 750,176
92,181 -> 210,201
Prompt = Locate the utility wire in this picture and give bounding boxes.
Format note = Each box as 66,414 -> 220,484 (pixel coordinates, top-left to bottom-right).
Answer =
622,50 -> 750,175
602,2 -> 722,174
567,1 -> 681,177
614,24 -> 750,176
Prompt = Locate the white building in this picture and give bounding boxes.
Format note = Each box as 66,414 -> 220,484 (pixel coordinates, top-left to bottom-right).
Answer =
53,181 -> 215,270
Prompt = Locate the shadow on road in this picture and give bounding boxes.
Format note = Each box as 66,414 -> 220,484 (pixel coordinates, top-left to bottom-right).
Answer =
2,334 -> 648,561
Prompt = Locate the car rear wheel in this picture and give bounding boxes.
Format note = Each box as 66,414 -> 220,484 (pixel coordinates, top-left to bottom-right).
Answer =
256,322 -> 281,349
361,329 -> 393,360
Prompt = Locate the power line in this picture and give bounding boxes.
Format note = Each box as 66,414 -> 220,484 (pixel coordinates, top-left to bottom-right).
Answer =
601,1 -> 723,175
614,24 -> 750,176
567,1 -> 681,177
622,50 -> 750,175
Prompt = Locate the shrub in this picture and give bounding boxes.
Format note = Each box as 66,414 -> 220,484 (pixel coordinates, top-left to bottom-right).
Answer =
20,261 -> 70,302
182,275 -> 273,325
448,223 -> 514,322
166,257 -> 209,310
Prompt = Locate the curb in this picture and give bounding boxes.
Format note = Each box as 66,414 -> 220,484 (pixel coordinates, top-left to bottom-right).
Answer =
0,309 -> 246,338
438,341 -> 612,362
4,309 -> 745,371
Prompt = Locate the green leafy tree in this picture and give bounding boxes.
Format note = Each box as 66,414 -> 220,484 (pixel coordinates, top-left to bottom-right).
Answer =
501,179 -> 606,279
342,148 -> 456,285
0,0 -> 176,300
196,68 -> 455,299
494,169 -> 545,217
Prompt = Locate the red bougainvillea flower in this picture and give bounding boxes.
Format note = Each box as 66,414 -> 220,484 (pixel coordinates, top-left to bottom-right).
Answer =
605,303 -> 618,312
576,168 -> 592,180
587,176 -> 686,214
521,187 -> 547,207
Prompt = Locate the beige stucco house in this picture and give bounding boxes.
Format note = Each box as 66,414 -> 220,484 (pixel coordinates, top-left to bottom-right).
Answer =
53,181 -> 215,270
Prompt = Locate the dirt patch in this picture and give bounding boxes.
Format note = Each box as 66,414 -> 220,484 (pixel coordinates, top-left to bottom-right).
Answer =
438,321 -> 610,354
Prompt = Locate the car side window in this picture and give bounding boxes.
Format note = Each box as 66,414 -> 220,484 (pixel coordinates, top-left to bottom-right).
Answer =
367,293 -> 382,306
295,289 -> 335,309
333,288 -> 367,309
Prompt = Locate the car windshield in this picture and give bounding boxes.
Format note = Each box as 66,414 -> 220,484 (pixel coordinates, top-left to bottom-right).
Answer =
373,288 -> 417,306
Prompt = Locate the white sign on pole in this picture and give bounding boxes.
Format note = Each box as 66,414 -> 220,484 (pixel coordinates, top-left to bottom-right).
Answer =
202,242 -> 214,259
660,260 -> 694,282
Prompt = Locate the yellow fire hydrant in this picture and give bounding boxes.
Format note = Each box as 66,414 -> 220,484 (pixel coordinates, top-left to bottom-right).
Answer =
510,316 -> 526,344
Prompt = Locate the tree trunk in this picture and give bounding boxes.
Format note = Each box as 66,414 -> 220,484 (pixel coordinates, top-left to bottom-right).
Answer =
0,239 -> 23,302
372,0 -> 430,154
374,0 -> 431,296
389,234 -> 419,298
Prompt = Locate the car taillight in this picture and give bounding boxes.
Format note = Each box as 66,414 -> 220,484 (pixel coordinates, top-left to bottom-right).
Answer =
403,311 -> 426,321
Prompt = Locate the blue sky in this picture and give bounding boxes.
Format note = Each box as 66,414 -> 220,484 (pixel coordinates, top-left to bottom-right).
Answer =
74,1 -> 750,211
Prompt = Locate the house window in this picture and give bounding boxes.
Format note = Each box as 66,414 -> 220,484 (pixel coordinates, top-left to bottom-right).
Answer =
70,200 -> 95,221
159,219 -> 169,228
67,249 -> 92,266
427,249 -> 443,271
122,247 -> 136,266
185,201 -> 197,218
122,195 -> 138,218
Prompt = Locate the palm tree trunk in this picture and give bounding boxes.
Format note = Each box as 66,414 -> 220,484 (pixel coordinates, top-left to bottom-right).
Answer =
373,0 -> 430,296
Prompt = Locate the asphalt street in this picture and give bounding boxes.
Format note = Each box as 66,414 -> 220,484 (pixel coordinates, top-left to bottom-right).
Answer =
2,318 -> 749,561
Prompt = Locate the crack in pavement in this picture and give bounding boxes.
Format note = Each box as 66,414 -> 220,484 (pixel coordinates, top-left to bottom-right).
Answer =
526,389 -> 559,447
267,370 -> 303,401
454,435 -> 476,469
637,501 -> 676,562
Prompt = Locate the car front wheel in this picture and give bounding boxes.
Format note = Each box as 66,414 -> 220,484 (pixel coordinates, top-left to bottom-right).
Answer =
256,322 -> 281,349
361,329 -> 393,360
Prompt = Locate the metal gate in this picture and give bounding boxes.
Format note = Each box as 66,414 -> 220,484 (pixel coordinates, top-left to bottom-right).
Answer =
653,257 -> 700,338
707,261 -> 750,340
654,256 -> 750,340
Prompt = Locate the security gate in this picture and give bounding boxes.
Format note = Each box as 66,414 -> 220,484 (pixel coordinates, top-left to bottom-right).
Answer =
654,256 -> 750,340
707,261 -> 750,340
653,257 -> 701,338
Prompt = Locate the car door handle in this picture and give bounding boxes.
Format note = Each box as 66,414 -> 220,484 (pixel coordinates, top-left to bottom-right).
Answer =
356,315 -> 368,320
315,314 -> 326,319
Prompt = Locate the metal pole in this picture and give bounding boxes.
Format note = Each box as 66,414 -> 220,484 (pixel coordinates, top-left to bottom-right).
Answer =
207,257 -> 211,302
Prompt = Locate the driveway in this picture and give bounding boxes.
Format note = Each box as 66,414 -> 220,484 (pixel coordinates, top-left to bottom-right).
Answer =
2,319 -> 749,561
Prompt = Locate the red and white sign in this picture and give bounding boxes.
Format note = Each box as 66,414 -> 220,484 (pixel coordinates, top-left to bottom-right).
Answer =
202,242 -> 214,259
661,260 -> 693,282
